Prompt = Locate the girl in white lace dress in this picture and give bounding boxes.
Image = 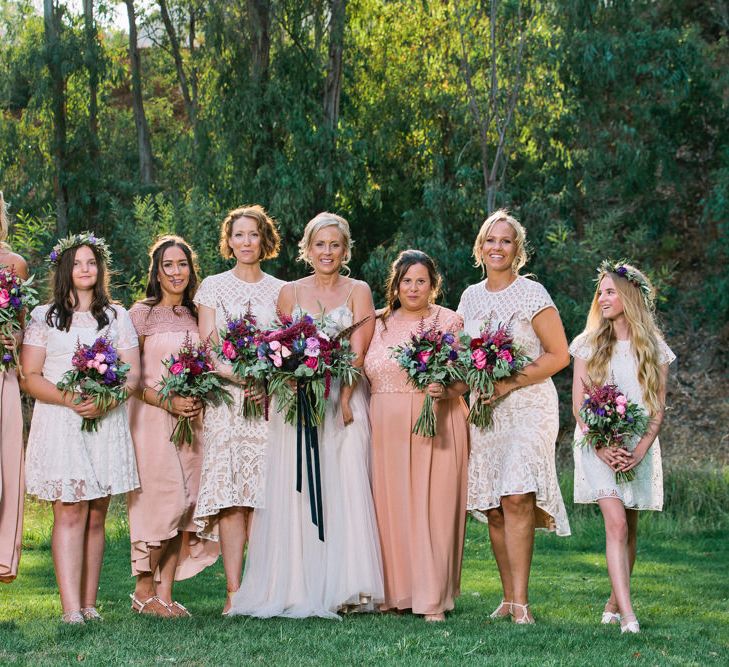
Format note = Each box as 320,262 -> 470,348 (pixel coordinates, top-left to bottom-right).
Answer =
457,210 -> 571,625
228,212 -> 383,619
192,205 -> 284,613
571,262 -> 674,634
20,235 -> 140,623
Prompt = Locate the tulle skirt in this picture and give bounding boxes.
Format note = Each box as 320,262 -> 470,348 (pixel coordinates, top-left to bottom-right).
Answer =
228,381 -> 384,619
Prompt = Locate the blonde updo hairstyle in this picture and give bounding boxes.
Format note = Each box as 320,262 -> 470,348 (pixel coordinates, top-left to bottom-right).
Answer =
0,191 -> 9,249
219,204 -> 281,261
582,263 -> 664,416
297,212 -> 353,274
473,208 -> 529,275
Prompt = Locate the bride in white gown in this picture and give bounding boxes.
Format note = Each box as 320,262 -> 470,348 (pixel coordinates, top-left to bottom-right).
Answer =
227,213 -> 384,619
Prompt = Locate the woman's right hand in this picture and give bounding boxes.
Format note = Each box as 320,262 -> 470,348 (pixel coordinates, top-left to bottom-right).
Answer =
595,446 -> 632,471
165,394 -> 203,418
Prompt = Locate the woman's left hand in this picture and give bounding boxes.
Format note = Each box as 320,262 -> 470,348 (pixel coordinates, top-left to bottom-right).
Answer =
426,383 -> 447,399
341,398 -> 354,426
480,380 -> 513,405
619,447 -> 646,473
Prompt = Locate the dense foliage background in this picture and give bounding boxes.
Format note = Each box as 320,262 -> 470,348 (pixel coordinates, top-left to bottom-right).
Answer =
1,0 -> 727,349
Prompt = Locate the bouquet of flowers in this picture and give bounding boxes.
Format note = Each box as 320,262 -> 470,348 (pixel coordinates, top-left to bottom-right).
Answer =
157,334 -> 234,446
390,318 -> 464,437
459,322 -> 531,428
0,267 -> 38,374
216,305 -> 269,419
261,313 -> 361,426
56,335 -> 130,432
578,381 -> 650,483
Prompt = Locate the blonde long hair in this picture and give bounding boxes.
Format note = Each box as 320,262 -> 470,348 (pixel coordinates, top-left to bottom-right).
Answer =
0,191 -> 10,249
581,263 -> 665,415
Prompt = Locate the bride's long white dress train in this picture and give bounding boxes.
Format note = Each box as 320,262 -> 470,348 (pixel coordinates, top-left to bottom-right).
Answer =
227,306 -> 384,619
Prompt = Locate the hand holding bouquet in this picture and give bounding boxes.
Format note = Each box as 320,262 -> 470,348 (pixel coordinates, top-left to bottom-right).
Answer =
0,267 -> 39,374
459,322 -> 531,428
157,334 -> 233,446
391,318 -> 463,437
578,381 -> 650,483
56,335 -> 130,432
217,305 -> 269,419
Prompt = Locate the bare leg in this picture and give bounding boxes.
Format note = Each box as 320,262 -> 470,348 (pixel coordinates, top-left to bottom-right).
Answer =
486,507 -> 513,617
80,496 -> 111,609
134,542 -> 167,600
156,533 -> 183,604
52,501 -> 90,613
218,506 -> 251,612
607,508 -> 639,610
500,493 -> 536,622
598,498 -> 634,621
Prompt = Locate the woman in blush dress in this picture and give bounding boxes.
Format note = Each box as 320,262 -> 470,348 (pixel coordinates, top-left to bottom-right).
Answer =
228,212 -> 383,619
571,262 -> 674,634
20,233 -> 140,623
0,191 -> 27,584
457,209 -> 571,624
127,236 -> 218,617
192,205 -> 285,613
364,250 -> 469,622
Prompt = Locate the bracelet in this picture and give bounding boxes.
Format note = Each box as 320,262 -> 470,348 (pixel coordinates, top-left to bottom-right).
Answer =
141,387 -> 151,405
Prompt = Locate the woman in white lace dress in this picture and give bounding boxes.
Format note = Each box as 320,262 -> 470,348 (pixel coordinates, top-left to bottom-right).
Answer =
457,210 -> 570,625
192,205 -> 284,613
228,212 -> 383,619
20,235 -> 140,623
571,262 -> 674,634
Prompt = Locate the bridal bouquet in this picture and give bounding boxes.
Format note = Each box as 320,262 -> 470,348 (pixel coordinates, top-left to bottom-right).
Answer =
261,312 -> 361,426
157,334 -> 234,445
217,305 -> 269,419
459,322 -> 531,428
578,380 -> 650,483
391,318 -> 464,437
56,335 -> 130,432
0,267 -> 38,373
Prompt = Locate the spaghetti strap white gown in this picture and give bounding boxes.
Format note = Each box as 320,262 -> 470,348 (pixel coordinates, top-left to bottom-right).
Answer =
227,304 -> 384,619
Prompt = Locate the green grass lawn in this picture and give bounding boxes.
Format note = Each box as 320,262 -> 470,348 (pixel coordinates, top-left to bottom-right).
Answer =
1,487 -> 728,666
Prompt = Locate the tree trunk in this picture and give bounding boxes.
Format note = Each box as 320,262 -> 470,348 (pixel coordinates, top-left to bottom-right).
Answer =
44,0 -> 69,235
323,0 -> 346,132
158,0 -> 196,126
125,0 -> 154,185
83,0 -> 99,222
247,0 -> 271,81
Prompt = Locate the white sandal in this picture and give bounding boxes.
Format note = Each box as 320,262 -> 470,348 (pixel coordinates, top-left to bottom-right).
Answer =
61,610 -> 85,624
511,602 -> 535,625
620,614 -> 640,634
489,599 -> 512,620
81,607 -> 103,621
601,603 -> 621,624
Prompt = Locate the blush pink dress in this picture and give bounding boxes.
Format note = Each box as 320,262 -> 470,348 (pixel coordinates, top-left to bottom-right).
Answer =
0,368 -> 23,583
126,303 -> 218,581
364,306 -> 469,615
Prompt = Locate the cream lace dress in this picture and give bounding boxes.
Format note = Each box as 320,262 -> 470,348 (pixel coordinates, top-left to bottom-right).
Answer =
23,304 -> 139,502
192,270 -> 284,538
457,277 -> 570,536
571,334 -> 675,510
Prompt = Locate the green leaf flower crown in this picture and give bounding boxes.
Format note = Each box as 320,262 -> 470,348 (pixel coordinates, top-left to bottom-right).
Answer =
597,259 -> 654,308
48,231 -> 112,267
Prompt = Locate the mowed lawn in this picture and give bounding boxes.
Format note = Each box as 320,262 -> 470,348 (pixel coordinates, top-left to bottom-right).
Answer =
1,490 -> 728,666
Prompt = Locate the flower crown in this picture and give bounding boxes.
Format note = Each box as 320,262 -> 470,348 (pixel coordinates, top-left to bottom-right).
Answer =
48,231 -> 112,267
597,259 -> 654,308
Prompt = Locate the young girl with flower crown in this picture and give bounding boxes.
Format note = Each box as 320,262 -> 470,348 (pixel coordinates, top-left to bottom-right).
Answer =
570,261 -> 675,634
20,233 -> 140,623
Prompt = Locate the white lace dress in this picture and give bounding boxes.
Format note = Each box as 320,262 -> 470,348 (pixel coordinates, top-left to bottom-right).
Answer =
228,304 -> 384,619
24,304 -> 139,502
192,271 -> 285,538
457,277 -> 570,536
571,334 -> 675,510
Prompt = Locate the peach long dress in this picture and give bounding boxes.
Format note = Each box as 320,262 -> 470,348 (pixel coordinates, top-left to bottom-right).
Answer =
0,369 -> 23,583
364,306 -> 468,615
127,303 -> 218,581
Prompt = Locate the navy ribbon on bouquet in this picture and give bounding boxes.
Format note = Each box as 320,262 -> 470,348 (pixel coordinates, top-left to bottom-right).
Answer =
296,380 -> 324,542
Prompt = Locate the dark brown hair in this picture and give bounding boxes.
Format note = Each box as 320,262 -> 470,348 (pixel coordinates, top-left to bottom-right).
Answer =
140,235 -> 199,319
380,249 -> 442,323
219,204 -> 281,261
46,244 -> 113,331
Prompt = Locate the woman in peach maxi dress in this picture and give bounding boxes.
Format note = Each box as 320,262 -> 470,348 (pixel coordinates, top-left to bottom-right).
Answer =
364,250 -> 468,622
127,236 -> 218,617
0,191 -> 27,583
